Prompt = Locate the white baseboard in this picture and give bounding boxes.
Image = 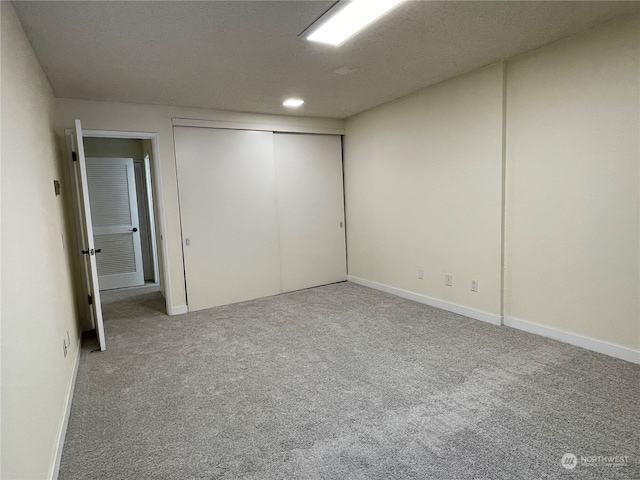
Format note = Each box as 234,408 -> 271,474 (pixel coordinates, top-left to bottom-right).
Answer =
504,316 -> 640,365
346,276 -> 639,364
347,275 -> 502,326
168,304 -> 188,315
51,338 -> 81,480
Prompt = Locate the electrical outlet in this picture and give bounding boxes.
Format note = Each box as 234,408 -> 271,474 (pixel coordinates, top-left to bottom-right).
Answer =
471,280 -> 478,292
445,274 -> 453,287
417,268 -> 424,280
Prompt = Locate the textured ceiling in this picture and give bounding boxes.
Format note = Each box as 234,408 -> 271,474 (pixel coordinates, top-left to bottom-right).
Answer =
12,1 -> 640,118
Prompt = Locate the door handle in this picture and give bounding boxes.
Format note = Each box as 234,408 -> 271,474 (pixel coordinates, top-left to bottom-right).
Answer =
130,227 -> 138,232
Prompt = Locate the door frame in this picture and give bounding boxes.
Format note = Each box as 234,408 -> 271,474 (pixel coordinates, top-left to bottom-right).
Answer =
142,155 -> 160,284
65,128 -> 171,319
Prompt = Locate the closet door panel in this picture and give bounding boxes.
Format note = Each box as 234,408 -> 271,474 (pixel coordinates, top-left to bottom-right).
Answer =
174,127 -> 281,311
274,134 -> 347,292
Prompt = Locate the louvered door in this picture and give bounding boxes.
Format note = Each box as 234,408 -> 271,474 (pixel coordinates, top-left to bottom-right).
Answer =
86,157 -> 145,290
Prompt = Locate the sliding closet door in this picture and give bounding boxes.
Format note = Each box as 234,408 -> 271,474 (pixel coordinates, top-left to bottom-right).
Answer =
274,133 -> 347,292
174,127 -> 281,311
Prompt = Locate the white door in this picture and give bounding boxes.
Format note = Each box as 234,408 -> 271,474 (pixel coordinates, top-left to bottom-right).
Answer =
85,157 -> 145,290
174,127 -> 281,311
72,120 -> 106,351
274,133 -> 347,292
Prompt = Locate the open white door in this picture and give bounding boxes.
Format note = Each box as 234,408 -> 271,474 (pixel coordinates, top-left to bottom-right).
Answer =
86,157 -> 145,290
72,119 -> 106,351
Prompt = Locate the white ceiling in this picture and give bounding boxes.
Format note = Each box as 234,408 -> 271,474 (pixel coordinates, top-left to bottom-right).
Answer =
13,1 -> 640,119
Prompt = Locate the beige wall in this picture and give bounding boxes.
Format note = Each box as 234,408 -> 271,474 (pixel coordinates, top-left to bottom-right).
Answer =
344,14 -> 639,352
54,100 -> 345,312
344,64 -> 504,316
83,137 -> 144,159
504,14 -> 640,350
1,3 -> 82,479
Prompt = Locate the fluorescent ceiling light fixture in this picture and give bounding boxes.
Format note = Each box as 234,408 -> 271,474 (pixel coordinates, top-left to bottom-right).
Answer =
305,0 -> 405,46
283,98 -> 305,107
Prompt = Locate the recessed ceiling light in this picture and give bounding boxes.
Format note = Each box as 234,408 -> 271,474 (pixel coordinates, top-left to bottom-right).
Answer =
304,0 -> 405,47
334,66 -> 357,76
283,98 -> 304,107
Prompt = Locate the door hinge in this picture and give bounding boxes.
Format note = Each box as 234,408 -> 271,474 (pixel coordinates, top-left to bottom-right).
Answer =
88,294 -> 93,305
72,151 -> 77,162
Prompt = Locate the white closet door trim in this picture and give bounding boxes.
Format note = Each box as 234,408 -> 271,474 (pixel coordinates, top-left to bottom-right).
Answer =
171,117 -> 345,136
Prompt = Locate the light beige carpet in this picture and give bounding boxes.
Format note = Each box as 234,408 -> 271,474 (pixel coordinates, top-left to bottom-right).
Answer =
59,282 -> 639,479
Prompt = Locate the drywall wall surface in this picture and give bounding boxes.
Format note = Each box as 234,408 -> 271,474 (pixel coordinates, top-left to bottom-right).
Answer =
344,64 -> 504,316
504,14 -> 640,350
53,99 -> 345,312
83,137 -> 144,159
1,3 -> 81,478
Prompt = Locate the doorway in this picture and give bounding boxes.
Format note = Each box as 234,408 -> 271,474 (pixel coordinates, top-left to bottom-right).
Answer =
83,137 -> 160,291
66,126 -> 169,343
